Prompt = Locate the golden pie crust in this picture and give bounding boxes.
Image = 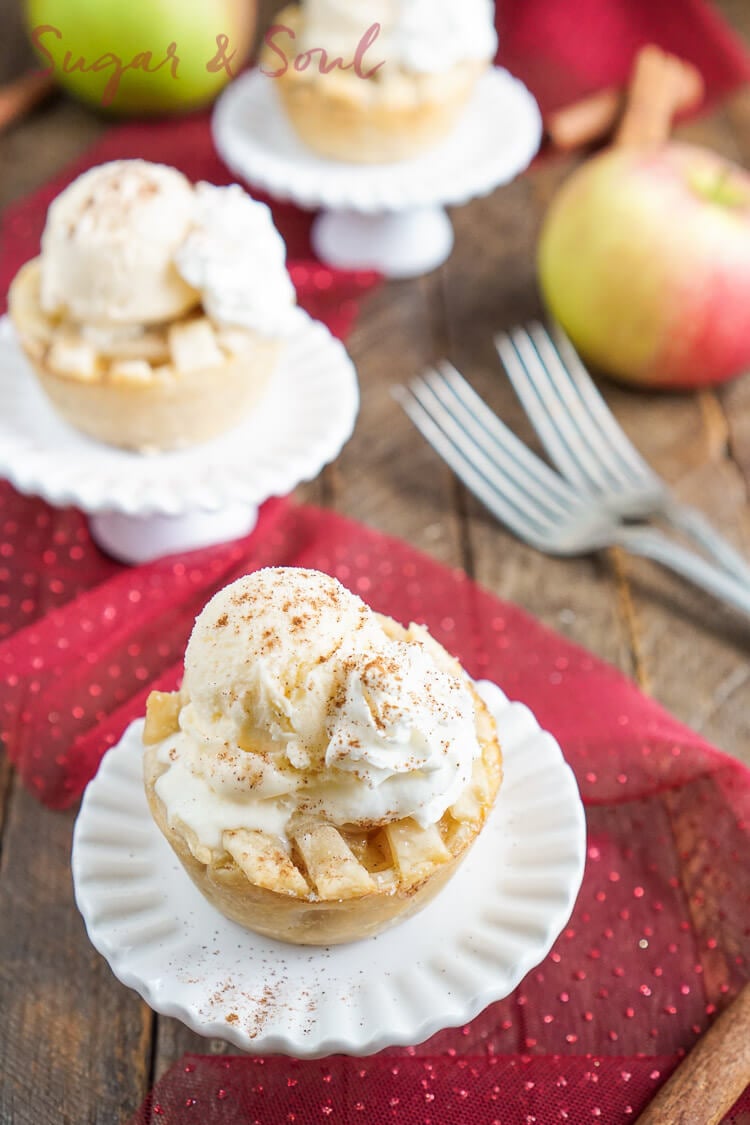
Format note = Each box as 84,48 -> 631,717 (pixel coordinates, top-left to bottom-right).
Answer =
142,619 -> 502,946
264,5 -> 486,164
8,259 -> 279,453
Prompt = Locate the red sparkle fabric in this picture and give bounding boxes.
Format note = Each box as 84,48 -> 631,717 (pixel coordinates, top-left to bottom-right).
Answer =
132,1054 -> 749,1123
1,1 -> 750,1122
3,497 -> 750,1125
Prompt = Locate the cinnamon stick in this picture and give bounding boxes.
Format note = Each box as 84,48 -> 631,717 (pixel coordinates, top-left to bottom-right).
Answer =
0,70 -> 56,133
615,45 -> 704,149
635,982 -> 750,1125
546,87 -> 623,151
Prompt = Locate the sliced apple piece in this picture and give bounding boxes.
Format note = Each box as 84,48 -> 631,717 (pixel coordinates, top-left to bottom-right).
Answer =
110,359 -> 153,386
143,690 -> 181,745
450,759 -> 491,824
224,829 -> 309,896
294,825 -> 375,899
385,820 -> 450,882
47,336 -> 99,381
168,317 -> 224,374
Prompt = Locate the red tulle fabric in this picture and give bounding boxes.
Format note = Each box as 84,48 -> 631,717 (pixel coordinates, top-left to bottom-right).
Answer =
3,497 -> 750,1125
2,0 -> 750,1121
132,1054 -> 749,1124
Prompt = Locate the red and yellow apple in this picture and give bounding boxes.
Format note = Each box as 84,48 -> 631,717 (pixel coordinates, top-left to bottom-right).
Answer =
25,0 -> 256,114
538,143 -> 750,389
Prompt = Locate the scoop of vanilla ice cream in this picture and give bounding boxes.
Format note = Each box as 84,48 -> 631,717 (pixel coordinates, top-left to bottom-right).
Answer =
39,160 -> 200,326
302,0 -> 497,73
154,567 -> 483,848
181,567 -> 386,769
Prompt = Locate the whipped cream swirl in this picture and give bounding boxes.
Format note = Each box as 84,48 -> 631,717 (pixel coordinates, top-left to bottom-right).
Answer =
175,184 -> 297,339
302,0 -> 498,74
321,634 -> 479,827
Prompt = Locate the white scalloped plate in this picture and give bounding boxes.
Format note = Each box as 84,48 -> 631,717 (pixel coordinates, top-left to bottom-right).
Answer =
0,309 -> 358,517
212,68 -> 542,214
72,681 -> 586,1058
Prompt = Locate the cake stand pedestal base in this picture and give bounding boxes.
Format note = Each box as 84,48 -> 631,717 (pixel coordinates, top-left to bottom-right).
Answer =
89,504 -> 259,565
311,205 -> 454,279
214,68 -> 542,280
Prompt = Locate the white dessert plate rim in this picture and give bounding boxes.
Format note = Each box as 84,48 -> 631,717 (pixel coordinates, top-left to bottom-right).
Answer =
72,680 -> 586,1058
212,67 -> 543,214
0,308 -> 358,517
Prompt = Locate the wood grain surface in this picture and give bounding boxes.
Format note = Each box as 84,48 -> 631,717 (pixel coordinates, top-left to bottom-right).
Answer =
1,1 -> 750,1120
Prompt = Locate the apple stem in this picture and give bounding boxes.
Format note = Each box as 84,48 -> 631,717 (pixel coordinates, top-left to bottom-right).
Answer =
615,46 -> 704,149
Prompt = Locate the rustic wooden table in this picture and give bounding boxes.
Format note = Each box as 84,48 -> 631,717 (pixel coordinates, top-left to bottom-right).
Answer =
2,2 -> 750,1121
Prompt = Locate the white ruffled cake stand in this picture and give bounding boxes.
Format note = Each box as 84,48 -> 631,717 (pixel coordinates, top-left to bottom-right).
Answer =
212,68 -> 543,279
73,682 -> 585,1057
0,310 -> 358,564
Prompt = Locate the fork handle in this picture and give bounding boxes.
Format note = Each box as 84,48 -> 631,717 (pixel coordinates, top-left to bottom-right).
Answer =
616,525 -> 750,618
661,500 -> 750,585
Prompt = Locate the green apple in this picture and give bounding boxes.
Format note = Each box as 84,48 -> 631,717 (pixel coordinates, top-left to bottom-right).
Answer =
25,0 -> 256,114
538,143 -> 750,389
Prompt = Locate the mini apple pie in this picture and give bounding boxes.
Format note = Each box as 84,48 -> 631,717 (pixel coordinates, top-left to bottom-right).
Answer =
142,567 -> 502,945
263,1 -> 497,164
8,160 -> 297,452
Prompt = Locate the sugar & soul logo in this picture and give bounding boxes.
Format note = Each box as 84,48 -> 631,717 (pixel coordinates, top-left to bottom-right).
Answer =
31,25 -> 241,106
30,22 -> 385,107
260,22 -> 384,79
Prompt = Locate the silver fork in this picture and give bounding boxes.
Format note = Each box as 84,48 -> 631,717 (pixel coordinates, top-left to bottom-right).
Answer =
394,362 -> 750,618
495,322 -> 750,583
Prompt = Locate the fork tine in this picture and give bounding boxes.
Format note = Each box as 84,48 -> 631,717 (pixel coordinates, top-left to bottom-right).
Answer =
524,322 -> 640,490
501,325 -> 632,493
495,328 -> 595,490
408,376 -> 562,532
393,386 -> 544,545
514,324 -> 750,581
525,320 -> 661,490
394,379 -> 562,547
430,360 -> 576,516
498,323 -> 661,496
546,324 -> 661,486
